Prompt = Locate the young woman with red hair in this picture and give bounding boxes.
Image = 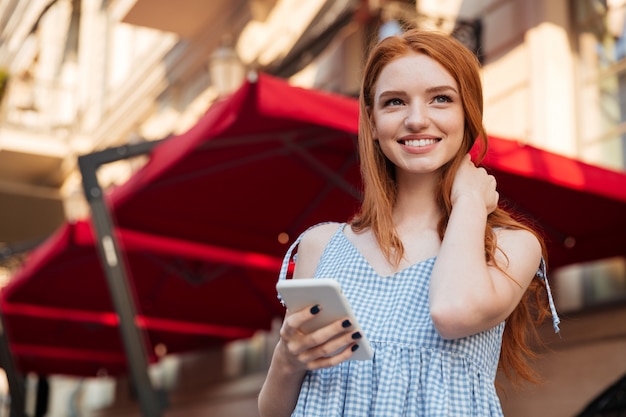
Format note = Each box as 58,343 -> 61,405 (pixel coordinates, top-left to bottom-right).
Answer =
258,29 -> 560,417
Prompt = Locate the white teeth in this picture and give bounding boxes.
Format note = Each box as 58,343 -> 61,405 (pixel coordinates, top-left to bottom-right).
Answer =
404,139 -> 438,147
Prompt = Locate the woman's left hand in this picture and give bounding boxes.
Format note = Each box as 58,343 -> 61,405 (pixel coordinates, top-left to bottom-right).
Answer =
450,154 -> 499,214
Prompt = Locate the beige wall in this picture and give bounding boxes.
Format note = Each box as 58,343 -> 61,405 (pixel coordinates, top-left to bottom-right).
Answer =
481,0 -> 578,157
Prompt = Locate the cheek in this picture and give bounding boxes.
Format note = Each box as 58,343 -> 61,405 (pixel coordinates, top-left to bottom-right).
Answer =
452,110 -> 466,132
435,111 -> 464,137
371,115 -> 397,139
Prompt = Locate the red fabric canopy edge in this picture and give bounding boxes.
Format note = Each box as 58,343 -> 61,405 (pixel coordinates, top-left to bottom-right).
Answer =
480,136 -> 626,202
1,219 -> 283,302
1,302 -> 256,338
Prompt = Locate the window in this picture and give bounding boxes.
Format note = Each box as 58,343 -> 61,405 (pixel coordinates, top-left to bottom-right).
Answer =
572,0 -> 626,169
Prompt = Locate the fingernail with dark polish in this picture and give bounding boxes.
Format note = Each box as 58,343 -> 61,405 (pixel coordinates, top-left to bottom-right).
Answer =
310,305 -> 320,315
351,344 -> 360,352
342,319 -> 352,328
352,332 -> 362,340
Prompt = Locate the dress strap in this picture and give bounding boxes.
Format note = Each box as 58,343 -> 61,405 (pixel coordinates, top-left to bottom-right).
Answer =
537,257 -> 561,334
278,233 -> 304,281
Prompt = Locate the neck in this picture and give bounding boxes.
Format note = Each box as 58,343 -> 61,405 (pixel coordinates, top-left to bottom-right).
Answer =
393,174 -> 441,232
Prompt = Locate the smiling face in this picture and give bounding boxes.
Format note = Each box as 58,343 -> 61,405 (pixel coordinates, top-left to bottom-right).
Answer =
370,52 -> 465,177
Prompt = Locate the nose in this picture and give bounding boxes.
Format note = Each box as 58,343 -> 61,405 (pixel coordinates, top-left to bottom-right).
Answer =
404,102 -> 429,131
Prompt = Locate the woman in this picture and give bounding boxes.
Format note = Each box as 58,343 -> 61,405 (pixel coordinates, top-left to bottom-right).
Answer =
258,29 -> 559,417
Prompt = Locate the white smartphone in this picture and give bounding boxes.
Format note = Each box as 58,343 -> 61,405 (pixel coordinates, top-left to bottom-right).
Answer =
276,278 -> 374,361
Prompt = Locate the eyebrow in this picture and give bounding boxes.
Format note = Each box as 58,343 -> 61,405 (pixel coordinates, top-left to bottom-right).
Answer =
425,85 -> 459,95
377,85 -> 459,98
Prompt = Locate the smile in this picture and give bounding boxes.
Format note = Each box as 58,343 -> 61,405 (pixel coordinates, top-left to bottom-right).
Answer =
401,138 -> 440,147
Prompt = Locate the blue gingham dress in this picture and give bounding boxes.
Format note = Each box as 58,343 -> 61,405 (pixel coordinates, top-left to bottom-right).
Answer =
277,223 -> 560,417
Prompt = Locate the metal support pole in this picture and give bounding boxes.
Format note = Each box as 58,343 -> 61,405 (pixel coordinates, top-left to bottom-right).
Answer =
78,140 -> 167,417
0,313 -> 26,417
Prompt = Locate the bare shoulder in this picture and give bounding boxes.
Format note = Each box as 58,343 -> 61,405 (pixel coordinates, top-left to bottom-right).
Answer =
293,222 -> 343,279
495,227 -> 542,255
300,222 -> 343,246
494,227 -> 543,283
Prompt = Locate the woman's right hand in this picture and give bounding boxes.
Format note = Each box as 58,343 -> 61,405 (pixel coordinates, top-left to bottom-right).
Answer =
277,305 -> 361,372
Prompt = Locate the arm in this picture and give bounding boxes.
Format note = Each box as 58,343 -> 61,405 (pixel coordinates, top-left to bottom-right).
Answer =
258,224 -> 359,417
429,155 -> 541,339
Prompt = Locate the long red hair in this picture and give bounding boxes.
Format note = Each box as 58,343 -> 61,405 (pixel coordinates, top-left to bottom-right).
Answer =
351,29 -> 550,384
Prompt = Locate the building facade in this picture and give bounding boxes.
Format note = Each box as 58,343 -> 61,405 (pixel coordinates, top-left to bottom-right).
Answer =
0,0 -> 625,416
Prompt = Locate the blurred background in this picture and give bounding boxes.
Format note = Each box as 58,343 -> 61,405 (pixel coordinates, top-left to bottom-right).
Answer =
0,0 -> 625,416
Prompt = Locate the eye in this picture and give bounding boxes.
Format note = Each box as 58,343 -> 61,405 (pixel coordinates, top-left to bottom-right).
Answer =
383,98 -> 404,107
433,95 -> 452,104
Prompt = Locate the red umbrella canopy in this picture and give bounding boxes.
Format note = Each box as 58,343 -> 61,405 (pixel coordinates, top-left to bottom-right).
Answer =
1,220 -> 280,376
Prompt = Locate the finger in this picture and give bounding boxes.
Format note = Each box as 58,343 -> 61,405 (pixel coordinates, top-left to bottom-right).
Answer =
300,330 -> 363,369
306,343 -> 360,370
287,317 -> 354,358
281,303 -> 322,337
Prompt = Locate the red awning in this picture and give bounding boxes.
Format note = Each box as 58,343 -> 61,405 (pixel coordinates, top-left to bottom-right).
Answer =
2,72 -> 626,377
109,72 -> 626,270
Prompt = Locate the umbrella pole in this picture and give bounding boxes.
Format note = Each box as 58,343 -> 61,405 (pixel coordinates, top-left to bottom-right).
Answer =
78,141 -> 167,417
0,312 -> 26,417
